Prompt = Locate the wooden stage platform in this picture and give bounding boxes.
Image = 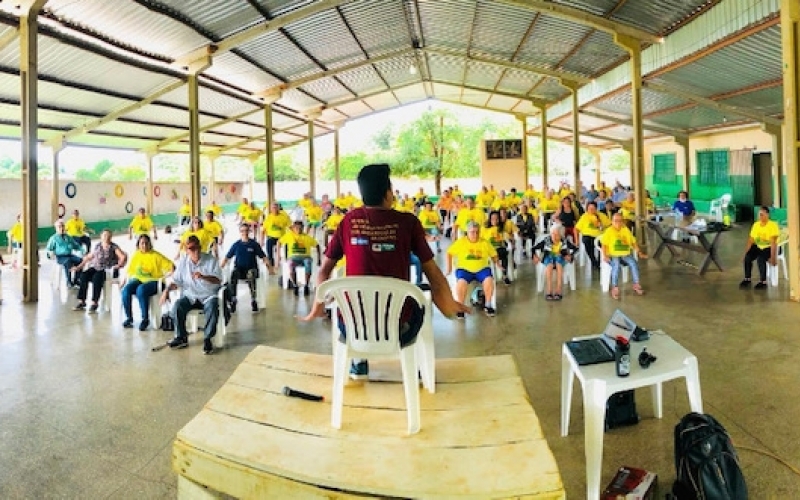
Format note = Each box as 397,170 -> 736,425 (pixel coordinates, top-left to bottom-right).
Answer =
173,346 -> 565,499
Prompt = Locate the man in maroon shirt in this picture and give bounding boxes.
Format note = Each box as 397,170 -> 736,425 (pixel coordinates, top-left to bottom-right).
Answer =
302,164 -> 469,379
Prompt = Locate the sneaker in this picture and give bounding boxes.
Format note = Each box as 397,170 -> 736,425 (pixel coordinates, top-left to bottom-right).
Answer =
168,337 -> 188,349
739,279 -> 751,289
754,282 -> 768,290
456,312 -> 465,320
303,285 -> 310,296
122,319 -> 134,328
484,307 -> 496,317
545,294 -> 554,301
554,293 -> 563,301
203,338 -> 213,355
293,286 -> 299,296
503,277 -> 511,285
72,302 -> 86,311
139,319 -> 150,331
229,298 -> 237,313
349,360 -> 369,380
88,304 -> 98,314
251,300 -> 259,313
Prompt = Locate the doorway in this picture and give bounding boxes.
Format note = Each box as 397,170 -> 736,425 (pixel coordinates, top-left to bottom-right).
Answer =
752,152 -> 773,209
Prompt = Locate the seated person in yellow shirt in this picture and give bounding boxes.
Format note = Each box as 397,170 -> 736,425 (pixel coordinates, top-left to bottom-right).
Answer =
482,211 -> 512,285
203,210 -> 225,258
417,200 -> 442,252
65,209 -> 93,254
575,201 -> 610,269
304,200 -> 324,236
236,197 -> 250,222
129,207 -> 158,241
6,214 -> 23,265
121,234 -> 174,330
620,192 -> 637,230
278,221 -> 321,296
263,203 -> 291,267
446,221 -> 499,318
453,197 -> 486,240
475,186 -> 493,211
740,205 -> 780,289
323,206 -> 345,250
601,213 -> 646,299
205,201 -> 222,218
178,197 -> 192,226
176,217 -> 213,259
532,224 -> 578,301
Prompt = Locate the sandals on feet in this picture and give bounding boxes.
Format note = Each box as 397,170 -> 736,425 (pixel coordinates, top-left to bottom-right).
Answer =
632,284 -> 644,295
554,293 -> 563,300
545,294 -> 554,301
610,287 -> 620,300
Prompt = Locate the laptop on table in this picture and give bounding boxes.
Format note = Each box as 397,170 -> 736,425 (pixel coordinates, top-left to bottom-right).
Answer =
565,309 -> 636,366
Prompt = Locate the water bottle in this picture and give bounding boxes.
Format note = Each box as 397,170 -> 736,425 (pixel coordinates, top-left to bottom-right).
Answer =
615,336 -> 630,377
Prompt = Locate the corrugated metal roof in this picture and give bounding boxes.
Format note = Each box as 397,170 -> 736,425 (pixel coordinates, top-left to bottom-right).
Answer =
45,0 -> 208,58
0,0 -> 782,156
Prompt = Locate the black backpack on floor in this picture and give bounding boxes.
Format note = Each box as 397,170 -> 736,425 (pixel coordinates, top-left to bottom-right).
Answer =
672,412 -> 748,500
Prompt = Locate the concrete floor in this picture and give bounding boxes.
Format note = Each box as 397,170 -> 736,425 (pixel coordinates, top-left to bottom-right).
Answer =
1,222 -> 799,498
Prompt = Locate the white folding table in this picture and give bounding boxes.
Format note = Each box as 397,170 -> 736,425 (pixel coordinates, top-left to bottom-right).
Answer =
560,331 -> 703,500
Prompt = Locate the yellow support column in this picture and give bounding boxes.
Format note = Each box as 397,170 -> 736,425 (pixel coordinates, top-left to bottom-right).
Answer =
763,123 -> 782,208
676,136 -> 691,196
145,150 -> 155,216
534,100 -> 549,189
517,114 -> 529,184
20,0 -> 47,302
50,139 -> 63,223
185,56 -> 211,216
261,93 -> 281,206
783,0 -> 800,300
615,33 -> 647,253
333,121 -> 344,197
560,80 -> 581,194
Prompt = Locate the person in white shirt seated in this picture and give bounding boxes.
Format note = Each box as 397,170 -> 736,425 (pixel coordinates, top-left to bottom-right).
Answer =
161,235 -> 223,355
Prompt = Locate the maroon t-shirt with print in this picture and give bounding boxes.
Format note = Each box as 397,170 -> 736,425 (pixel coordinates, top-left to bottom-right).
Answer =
326,206 -> 434,279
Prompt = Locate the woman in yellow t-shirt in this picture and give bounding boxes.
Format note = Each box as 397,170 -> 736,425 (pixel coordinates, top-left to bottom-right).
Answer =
121,234 -> 173,330
418,200 -> 442,252
600,212 -> 646,299
446,221 -> 499,318
741,205 -> 780,289
575,201 -> 610,269
482,211 -> 511,285
176,217 -> 213,258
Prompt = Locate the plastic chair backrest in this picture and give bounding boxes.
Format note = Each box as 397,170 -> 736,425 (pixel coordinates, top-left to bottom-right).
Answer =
317,277 -> 426,356
720,194 -> 732,207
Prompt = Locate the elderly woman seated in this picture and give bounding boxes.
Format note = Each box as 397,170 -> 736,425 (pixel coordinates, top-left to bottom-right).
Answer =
532,224 -> 578,301
446,220 -> 499,318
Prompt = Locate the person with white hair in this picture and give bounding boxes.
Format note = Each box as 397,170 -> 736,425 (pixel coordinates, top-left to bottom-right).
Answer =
45,219 -> 84,288
531,224 -> 578,301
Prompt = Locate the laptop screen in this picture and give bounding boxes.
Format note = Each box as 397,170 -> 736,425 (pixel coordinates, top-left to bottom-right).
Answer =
603,309 -> 636,345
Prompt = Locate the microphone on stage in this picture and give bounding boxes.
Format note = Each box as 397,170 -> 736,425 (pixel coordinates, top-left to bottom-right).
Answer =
282,386 -> 324,402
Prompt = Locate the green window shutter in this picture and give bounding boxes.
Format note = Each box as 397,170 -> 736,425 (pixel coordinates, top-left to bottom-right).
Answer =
712,149 -> 729,185
697,150 -> 714,185
697,149 -> 729,186
652,153 -> 677,184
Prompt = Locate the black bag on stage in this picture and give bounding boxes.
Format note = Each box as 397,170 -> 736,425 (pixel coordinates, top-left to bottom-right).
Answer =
672,412 -> 748,500
605,390 -> 639,431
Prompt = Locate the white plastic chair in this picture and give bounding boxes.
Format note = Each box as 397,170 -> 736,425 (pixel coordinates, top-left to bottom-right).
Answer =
101,269 -> 123,312
185,287 -> 228,349
709,195 -> 730,222
223,260 -> 267,308
536,260 -> 577,294
280,257 -> 313,293
768,231 -> 789,287
596,238 -> 635,292
317,277 -> 433,434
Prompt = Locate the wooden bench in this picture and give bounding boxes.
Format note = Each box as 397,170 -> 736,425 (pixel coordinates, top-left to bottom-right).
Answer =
173,346 -> 565,499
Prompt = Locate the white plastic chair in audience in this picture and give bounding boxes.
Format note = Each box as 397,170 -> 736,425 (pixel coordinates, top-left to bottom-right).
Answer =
709,194 -> 731,222
101,269 -> 123,312
596,238 -> 635,292
317,276 -> 433,434
120,279 -> 163,328
185,287 -> 228,349
768,231 -> 789,287
223,260 -> 267,308
280,257 -> 314,293
536,260 -> 577,294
